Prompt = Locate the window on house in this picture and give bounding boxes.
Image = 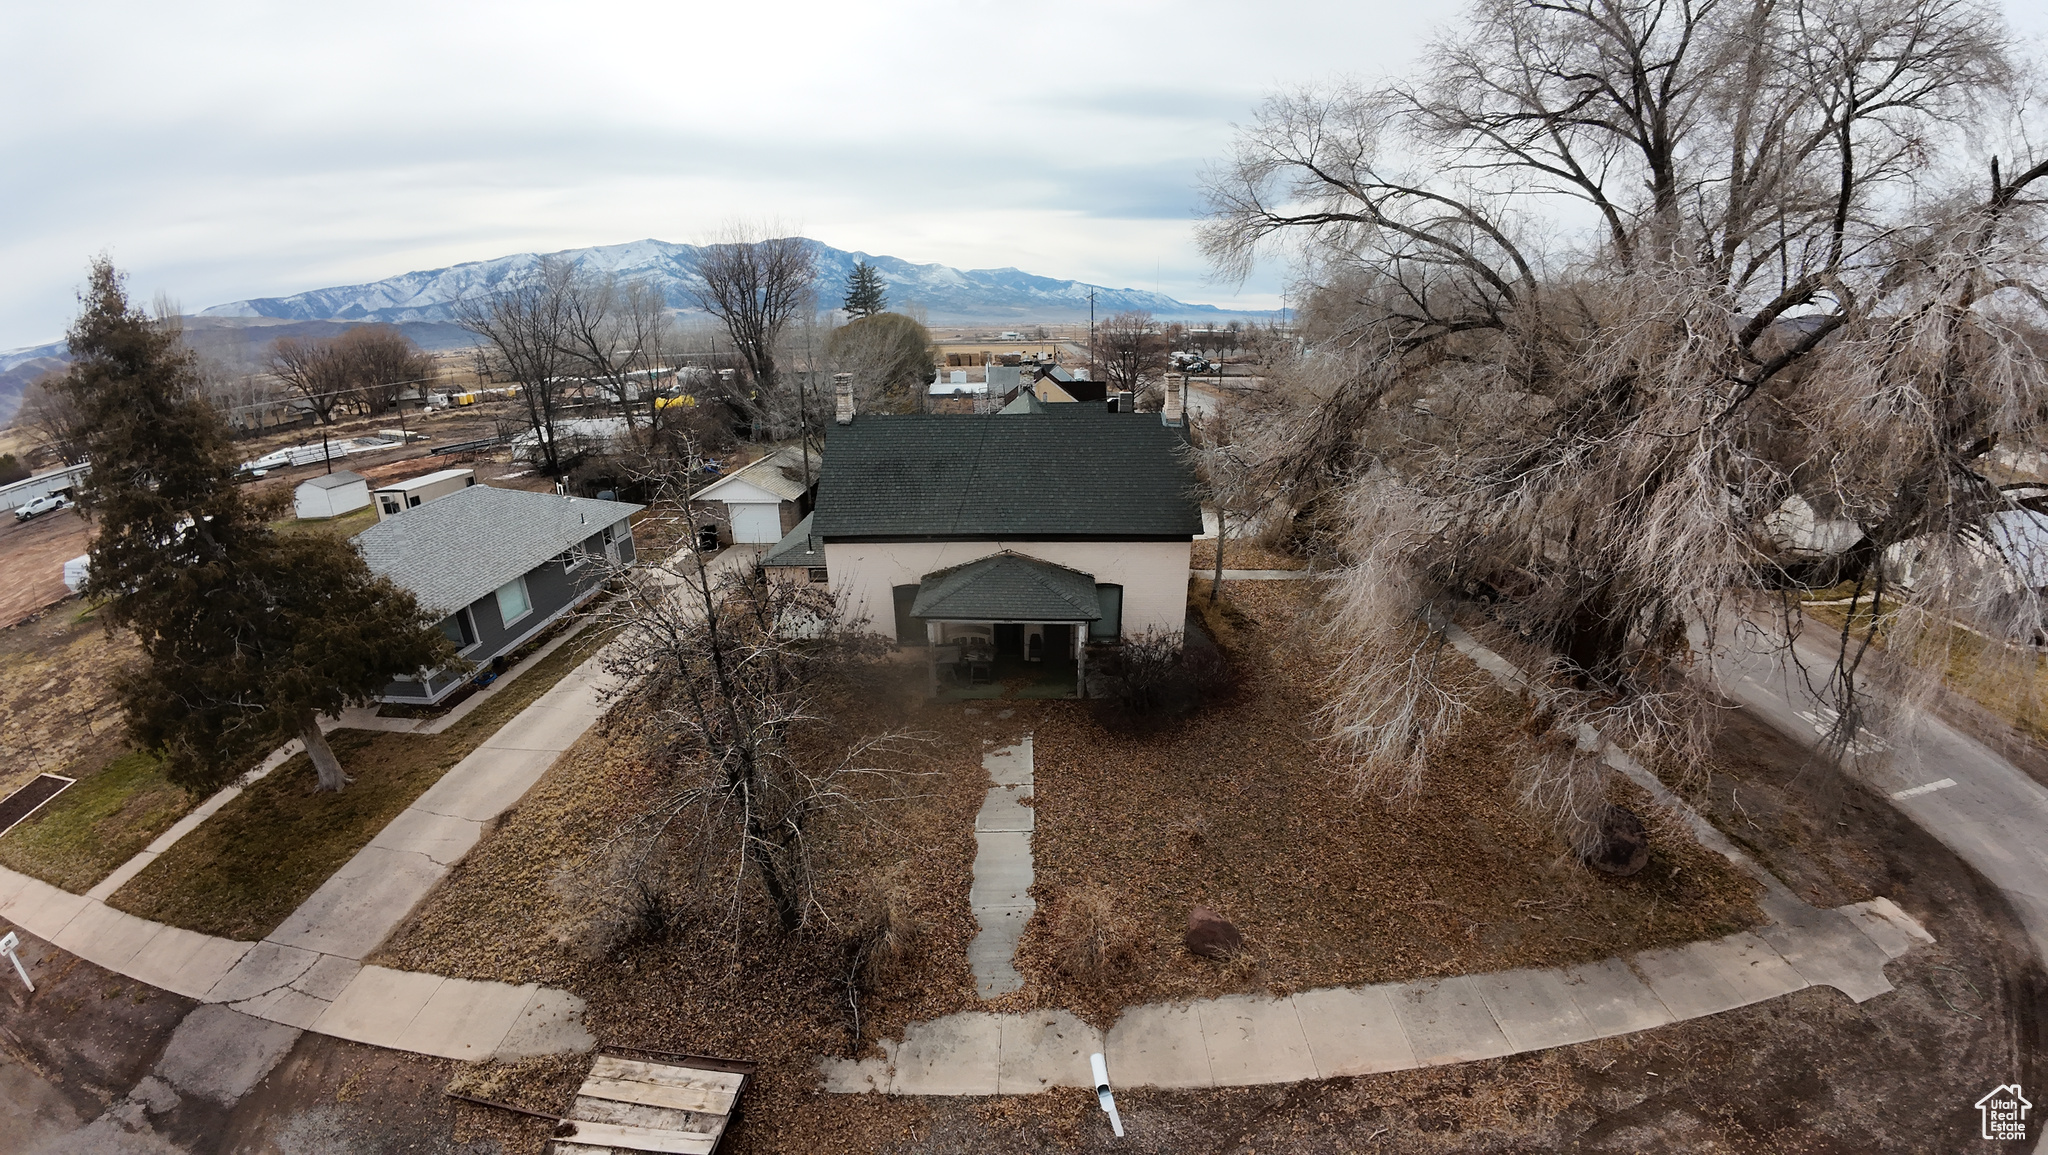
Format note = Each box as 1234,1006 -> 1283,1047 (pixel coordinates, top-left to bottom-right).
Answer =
440,608 -> 476,649
892,585 -> 924,645
495,575 -> 532,625
1090,584 -> 1123,641
559,548 -> 584,573
808,566 -> 829,584
408,494 -> 422,507
379,495 -> 401,515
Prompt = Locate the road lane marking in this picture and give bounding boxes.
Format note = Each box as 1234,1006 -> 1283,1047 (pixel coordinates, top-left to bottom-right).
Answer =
1891,778 -> 1959,800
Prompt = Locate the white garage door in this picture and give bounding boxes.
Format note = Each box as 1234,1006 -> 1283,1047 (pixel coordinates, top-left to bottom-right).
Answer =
729,502 -> 783,544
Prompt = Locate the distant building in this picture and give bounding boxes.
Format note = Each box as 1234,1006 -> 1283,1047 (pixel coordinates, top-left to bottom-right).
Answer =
0,462 -> 90,513
373,469 -> 476,521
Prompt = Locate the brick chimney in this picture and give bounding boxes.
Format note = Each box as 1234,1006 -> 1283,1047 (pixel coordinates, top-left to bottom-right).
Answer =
834,373 -> 855,425
1162,374 -> 1185,427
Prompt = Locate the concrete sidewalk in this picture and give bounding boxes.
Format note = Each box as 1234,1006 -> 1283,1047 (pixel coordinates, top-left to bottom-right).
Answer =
1,543 -> 767,1063
0,641 -> 614,1062
821,897 -> 1928,1095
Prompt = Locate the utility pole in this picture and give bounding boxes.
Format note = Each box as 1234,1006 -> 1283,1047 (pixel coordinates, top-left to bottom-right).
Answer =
1088,288 -> 1096,375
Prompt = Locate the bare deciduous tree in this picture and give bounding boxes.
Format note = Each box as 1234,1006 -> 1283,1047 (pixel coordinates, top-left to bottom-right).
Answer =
560,273 -> 671,429
267,336 -> 348,425
689,229 -> 818,415
595,460 -> 927,935
455,255 -> 577,474
333,325 -> 435,415
1096,311 -> 1167,404
1200,0 -> 2045,857
15,373 -> 88,463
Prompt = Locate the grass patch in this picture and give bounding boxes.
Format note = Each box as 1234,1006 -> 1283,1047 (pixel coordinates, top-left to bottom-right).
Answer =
0,751 -> 195,892
1804,600 -> 2048,743
273,504 -> 377,540
106,620 -> 616,940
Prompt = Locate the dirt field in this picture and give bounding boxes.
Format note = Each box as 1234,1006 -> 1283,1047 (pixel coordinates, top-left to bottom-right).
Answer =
0,604 -> 132,796
0,504 -> 91,627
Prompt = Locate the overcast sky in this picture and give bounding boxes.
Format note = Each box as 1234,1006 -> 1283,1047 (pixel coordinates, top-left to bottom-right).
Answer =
4,0 -> 2046,351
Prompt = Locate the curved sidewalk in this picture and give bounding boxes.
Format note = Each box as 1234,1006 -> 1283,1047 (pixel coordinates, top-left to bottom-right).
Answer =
0,642 -> 612,1061
821,896 -> 1928,1095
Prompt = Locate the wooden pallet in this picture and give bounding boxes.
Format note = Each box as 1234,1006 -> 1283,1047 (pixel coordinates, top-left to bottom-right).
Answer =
549,1049 -> 755,1155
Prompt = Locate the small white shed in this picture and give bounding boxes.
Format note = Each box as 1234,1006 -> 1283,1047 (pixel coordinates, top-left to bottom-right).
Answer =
690,449 -> 815,545
294,470 -> 371,520
372,468 -> 476,521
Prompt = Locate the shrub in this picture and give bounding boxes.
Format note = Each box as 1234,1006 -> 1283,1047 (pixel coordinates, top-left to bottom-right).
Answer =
1045,884 -> 1142,979
1092,629 -> 1236,730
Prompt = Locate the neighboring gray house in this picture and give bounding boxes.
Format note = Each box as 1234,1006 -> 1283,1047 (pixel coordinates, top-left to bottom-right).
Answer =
357,485 -> 642,704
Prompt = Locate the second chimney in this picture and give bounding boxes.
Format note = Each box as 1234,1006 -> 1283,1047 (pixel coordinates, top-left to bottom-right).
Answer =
1162,374 -> 1185,427
834,373 -> 855,425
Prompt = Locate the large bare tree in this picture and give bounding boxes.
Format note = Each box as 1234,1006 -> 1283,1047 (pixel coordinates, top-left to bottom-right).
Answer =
15,373 -> 88,463
689,229 -> 818,419
595,458 -> 924,936
333,325 -> 435,415
1095,310 -> 1167,404
1201,0 -> 2043,854
267,335 -> 348,425
560,273 -> 671,429
455,255 -> 577,474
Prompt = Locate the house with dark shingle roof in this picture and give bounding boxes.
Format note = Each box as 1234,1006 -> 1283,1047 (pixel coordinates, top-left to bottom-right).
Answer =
801,377 -> 1200,694
356,485 -> 641,703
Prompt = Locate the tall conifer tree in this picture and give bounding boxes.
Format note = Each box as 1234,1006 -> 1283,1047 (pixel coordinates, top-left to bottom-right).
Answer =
841,261 -> 887,317
65,258 -> 453,792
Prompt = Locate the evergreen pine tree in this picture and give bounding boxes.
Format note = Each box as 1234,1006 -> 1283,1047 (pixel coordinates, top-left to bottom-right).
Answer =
65,258 -> 454,792
842,261 -> 888,318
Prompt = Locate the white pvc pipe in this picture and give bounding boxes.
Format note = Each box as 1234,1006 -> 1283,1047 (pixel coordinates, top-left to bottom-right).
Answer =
1090,1052 -> 1124,1138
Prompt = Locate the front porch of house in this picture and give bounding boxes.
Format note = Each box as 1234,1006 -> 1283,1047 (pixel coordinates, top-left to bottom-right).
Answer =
926,620 -> 1087,700
907,552 -> 1107,700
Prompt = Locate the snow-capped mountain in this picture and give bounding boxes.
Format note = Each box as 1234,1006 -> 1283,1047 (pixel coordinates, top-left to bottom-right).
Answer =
198,238 -> 1275,326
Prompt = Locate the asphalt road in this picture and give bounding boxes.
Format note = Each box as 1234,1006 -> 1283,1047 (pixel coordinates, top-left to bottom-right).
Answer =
1712,620 -> 2048,1150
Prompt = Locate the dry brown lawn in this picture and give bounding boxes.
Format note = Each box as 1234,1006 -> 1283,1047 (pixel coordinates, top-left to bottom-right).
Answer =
386,582 -> 1768,1154
1011,582 -> 1762,1025
1189,538 -> 1309,572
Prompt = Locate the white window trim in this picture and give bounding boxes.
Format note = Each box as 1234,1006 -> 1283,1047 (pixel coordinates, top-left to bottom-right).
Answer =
560,547 -> 587,574
496,575 -> 534,627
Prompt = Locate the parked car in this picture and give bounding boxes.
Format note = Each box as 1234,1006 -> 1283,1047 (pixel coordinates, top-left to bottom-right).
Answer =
14,492 -> 73,521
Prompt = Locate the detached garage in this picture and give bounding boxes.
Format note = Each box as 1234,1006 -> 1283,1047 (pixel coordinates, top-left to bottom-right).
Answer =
688,447 -> 817,546
294,470 -> 371,520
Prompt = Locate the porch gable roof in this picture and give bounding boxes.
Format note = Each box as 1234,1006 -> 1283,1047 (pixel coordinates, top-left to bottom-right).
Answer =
910,552 -> 1102,622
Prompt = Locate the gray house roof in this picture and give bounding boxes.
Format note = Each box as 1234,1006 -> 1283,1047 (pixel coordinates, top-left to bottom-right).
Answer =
910,553 -> 1102,622
300,470 -> 366,490
762,513 -> 825,568
356,485 -> 643,615
813,409 -> 1201,540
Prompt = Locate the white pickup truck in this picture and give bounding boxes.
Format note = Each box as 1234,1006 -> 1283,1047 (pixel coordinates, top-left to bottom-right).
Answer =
13,492 -> 73,521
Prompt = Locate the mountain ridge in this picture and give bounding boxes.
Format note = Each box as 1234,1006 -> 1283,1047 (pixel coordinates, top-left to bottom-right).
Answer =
197,237 -> 1277,327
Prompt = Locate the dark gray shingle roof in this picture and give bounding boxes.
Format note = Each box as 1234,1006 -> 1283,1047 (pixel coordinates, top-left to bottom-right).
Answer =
910,553 -> 1102,621
762,512 -> 825,568
813,410 -> 1200,540
356,485 -> 642,614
